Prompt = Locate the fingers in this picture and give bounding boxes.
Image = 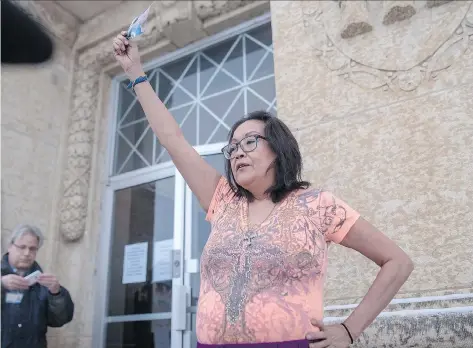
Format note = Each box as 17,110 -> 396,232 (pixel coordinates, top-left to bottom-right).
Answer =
309,338 -> 331,348
307,332 -> 331,348
38,278 -> 49,285
12,276 -> 29,289
311,318 -> 325,331
38,274 -> 51,280
306,331 -> 327,342
116,34 -> 129,47
113,41 -> 121,54
38,274 -> 56,283
17,280 -> 29,289
113,38 -> 126,54
117,32 -> 128,44
307,319 -> 328,348
38,279 -> 55,289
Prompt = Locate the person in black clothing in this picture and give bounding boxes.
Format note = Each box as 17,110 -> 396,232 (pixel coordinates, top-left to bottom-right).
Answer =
1,224 -> 74,348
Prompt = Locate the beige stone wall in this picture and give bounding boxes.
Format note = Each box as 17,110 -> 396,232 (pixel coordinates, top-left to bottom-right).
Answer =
0,0 -> 81,344
271,1 -> 472,346
1,39 -> 73,267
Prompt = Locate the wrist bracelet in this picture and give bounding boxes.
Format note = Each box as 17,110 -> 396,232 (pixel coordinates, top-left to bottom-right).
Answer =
127,75 -> 148,90
341,323 -> 354,344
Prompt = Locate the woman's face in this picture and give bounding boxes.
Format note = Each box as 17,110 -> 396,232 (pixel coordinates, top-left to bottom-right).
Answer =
229,120 -> 277,191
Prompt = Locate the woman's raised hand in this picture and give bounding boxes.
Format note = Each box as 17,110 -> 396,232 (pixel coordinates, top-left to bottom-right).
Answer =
112,31 -> 144,80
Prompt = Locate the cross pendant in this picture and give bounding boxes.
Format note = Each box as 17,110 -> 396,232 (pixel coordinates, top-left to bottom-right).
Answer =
243,231 -> 258,247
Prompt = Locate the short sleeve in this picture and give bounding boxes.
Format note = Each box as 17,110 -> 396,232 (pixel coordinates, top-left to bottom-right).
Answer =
205,176 -> 234,222
309,190 -> 361,244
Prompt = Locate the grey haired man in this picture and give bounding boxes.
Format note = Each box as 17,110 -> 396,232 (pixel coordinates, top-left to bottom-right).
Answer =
1,224 -> 74,348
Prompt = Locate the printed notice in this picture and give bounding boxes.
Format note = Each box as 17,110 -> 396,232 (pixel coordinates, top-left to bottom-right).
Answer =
152,239 -> 173,283
122,242 -> 148,284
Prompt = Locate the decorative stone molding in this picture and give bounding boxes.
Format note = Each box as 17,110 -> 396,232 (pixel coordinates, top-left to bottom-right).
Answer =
427,0 -> 454,9
59,11 -> 163,242
75,1 -> 156,51
194,0 -> 255,21
157,1 -> 207,48
302,1 -> 473,92
324,293 -> 473,318
323,294 -> 473,347
58,0 -> 269,241
348,311 -> 472,348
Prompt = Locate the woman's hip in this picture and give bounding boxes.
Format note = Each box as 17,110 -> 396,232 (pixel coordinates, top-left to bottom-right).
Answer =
197,339 -> 310,348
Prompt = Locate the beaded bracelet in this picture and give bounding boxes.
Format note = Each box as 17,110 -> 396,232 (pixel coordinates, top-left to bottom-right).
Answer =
127,75 -> 148,90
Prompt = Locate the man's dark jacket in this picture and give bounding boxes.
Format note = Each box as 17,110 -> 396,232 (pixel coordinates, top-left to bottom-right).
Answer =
1,253 -> 74,348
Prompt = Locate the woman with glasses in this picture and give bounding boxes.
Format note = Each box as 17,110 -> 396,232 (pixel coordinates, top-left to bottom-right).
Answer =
113,33 -> 413,348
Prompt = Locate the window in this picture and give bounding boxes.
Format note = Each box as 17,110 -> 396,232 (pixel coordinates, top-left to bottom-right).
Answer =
113,23 -> 276,175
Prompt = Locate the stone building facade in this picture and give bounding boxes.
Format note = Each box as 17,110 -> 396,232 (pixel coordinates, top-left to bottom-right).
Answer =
1,1 -> 472,347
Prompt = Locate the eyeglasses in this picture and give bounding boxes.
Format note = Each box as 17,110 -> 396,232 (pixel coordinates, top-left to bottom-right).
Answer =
13,243 -> 38,253
221,135 -> 267,160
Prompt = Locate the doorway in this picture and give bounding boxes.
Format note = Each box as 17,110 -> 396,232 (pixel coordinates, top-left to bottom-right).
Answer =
99,152 -> 225,348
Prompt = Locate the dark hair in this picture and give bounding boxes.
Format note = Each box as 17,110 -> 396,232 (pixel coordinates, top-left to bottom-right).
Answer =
224,110 -> 310,203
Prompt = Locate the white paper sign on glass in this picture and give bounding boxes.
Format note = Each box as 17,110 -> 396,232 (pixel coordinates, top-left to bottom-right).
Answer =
122,242 -> 148,284
152,239 -> 173,283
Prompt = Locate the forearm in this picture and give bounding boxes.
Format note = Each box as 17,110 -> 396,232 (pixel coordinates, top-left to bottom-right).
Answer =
131,72 -> 184,149
343,258 -> 413,339
130,72 -> 221,209
48,287 -> 74,326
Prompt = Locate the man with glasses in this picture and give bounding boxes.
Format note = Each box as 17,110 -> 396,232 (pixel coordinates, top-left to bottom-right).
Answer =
1,224 -> 74,348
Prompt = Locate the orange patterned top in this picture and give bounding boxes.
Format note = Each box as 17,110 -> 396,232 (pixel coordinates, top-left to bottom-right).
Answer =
196,177 -> 360,344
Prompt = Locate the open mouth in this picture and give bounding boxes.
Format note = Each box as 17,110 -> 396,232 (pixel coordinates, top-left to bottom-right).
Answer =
236,163 -> 250,171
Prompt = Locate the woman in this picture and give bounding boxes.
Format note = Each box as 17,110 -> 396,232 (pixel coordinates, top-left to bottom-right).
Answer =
112,33 -> 413,348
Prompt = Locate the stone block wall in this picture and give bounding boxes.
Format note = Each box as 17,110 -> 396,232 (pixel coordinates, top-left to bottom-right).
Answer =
1,32 -> 74,268
271,1 -> 473,346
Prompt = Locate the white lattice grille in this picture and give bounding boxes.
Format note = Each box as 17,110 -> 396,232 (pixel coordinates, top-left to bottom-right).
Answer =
114,23 -> 276,175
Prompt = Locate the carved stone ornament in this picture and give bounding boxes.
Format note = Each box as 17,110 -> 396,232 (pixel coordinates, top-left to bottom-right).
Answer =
302,1 -> 473,92
59,14 -> 163,242
57,0 -> 259,241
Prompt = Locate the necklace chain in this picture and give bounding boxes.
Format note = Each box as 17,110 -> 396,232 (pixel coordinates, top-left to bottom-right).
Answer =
244,201 -> 278,246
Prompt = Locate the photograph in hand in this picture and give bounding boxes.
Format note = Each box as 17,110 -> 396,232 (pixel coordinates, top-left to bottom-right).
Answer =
24,270 -> 42,286
126,3 -> 155,39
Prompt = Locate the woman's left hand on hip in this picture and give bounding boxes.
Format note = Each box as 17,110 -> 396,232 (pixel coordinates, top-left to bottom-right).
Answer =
306,319 -> 352,348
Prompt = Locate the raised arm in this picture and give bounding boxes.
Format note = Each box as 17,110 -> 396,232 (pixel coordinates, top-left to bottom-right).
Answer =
113,32 -> 221,211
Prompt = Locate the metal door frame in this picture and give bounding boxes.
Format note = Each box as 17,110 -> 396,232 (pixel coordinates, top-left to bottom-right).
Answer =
182,147 -> 226,348
93,168 -> 185,348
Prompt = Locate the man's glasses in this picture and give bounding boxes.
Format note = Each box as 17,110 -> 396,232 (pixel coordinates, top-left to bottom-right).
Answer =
13,243 -> 38,253
221,135 -> 267,160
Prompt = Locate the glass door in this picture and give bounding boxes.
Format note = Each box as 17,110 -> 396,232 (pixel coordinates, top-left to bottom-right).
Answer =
103,170 -> 186,348
100,153 -> 225,348
182,154 -> 226,348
